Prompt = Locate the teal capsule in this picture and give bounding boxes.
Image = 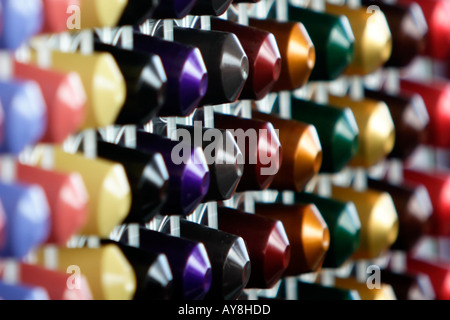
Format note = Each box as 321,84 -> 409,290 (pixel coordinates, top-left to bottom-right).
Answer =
295,192 -> 361,268
288,5 -> 355,81
290,97 -> 359,173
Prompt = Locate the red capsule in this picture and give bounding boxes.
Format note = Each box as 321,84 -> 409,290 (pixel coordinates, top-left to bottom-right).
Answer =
210,17 -> 281,100
407,257 -> 450,300
400,78 -> 450,148
403,168 -> 450,236
397,0 -> 450,60
217,206 -> 291,289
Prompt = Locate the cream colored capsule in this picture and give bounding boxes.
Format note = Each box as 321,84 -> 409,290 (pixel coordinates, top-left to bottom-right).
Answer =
328,95 -> 395,168
30,51 -> 126,129
34,147 -> 132,237
36,244 -> 136,300
326,4 -> 392,75
335,277 -> 397,300
80,0 -> 129,29
332,186 -> 399,260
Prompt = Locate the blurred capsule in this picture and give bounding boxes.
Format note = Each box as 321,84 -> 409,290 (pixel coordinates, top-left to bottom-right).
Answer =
132,34 -> 208,117
29,50 -> 126,129
94,42 -> 167,125
0,261 -> 93,300
325,3 -> 392,75
368,178 -> 432,251
0,201 -> 5,250
36,244 -> 137,300
362,0 -> 427,68
170,123 -> 244,202
0,282 -> 49,300
190,0 -> 232,16
210,17 -> 281,100
0,80 -> 46,155
277,279 -> 361,300
40,0 -> 80,34
121,226 -> 212,300
255,203 -> 329,276
380,269 -> 435,300
288,5 -> 355,80
102,240 -> 174,301
152,0 -> 198,19
78,0 -> 128,29
0,182 -> 50,258
175,220 -> 251,300
0,0 -> 43,50
334,277 -> 397,300
34,147 -> 132,238
332,186 -> 399,260
328,95 -> 395,168
290,97 -> 359,173
94,140 -> 169,223
249,18 -> 315,91
397,0 -> 450,60
403,168 -> 450,236
252,111 -> 322,192
364,89 -> 428,160
172,27 -> 249,106
294,192 -> 361,269
400,78 -> 450,148
407,257 -> 450,300
118,0 -> 160,26
134,130 -> 210,216
16,163 -> 89,245
217,206 -> 290,289
198,112 -> 282,192
13,61 -> 86,144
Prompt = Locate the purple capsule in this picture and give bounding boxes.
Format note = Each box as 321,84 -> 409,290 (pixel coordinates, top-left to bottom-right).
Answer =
0,80 -> 47,155
0,182 -> 50,258
0,0 -> 43,50
135,130 -> 210,216
121,226 -> 212,300
151,0 -> 198,19
132,34 -> 208,117
0,282 -> 49,300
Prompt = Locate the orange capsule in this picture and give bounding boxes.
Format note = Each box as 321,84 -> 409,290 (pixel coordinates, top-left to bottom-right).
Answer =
252,111 -> 322,192
255,203 -> 330,276
248,18 -> 315,92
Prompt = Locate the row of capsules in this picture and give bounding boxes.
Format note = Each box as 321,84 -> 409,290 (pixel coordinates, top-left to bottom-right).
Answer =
0,0 -> 444,301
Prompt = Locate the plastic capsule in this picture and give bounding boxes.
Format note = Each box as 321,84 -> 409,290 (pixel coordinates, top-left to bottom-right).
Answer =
325,3 -> 392,75
35,244 -> 137,300
254,203 -> 330,276
332,186 -> 399,260
248,18 -> 315,91
34,147 -> 132,238
290,97 -> 359,173
252,111 -> 322,192
328,95 -> 395,168
288,5 -> 355,80
294,192 -> 361,269
210,17 -> 281,100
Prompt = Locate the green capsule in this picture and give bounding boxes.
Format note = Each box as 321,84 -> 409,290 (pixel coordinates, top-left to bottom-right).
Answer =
277,280 -> 360,300
288,5 -> 355,81
290,97 -> 359,173
295,192 -> 361,269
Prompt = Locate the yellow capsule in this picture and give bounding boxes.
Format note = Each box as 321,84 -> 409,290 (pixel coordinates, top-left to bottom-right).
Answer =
36,244 -> 137,300
332,186 -> 399,260
335,277 -> 397,300
30,50 -> 126,129
326,4 -> 392,75
34,147 -> 132,237
80,0 -> 129,29
328,95 -> 395,168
